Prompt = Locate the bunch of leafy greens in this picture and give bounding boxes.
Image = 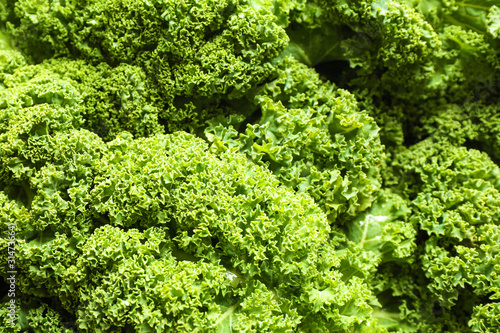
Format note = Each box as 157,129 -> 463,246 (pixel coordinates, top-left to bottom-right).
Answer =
1,0 -> 500,332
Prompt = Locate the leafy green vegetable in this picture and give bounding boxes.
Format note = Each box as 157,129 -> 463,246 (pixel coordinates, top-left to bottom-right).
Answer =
1,0 -> 500,331
0,91 -> 372,331
205,56 -> 384,223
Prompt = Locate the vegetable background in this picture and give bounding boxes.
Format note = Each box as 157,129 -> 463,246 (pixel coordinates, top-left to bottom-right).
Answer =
0,0 -> 500,332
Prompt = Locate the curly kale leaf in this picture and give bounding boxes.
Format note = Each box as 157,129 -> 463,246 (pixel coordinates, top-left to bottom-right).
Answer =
4,0 -> 289,131
0,100 -> 373,331
206,57 -> 384,223
0,55 -> 164,141
374,138 -> 500,331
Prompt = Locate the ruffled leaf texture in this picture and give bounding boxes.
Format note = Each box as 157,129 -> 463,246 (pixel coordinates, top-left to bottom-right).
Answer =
0,96 -> 373,331
205,57 -> 384,224
374,138 -> 500,332
3,0 -> 289,131
0,53 -> 164,141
